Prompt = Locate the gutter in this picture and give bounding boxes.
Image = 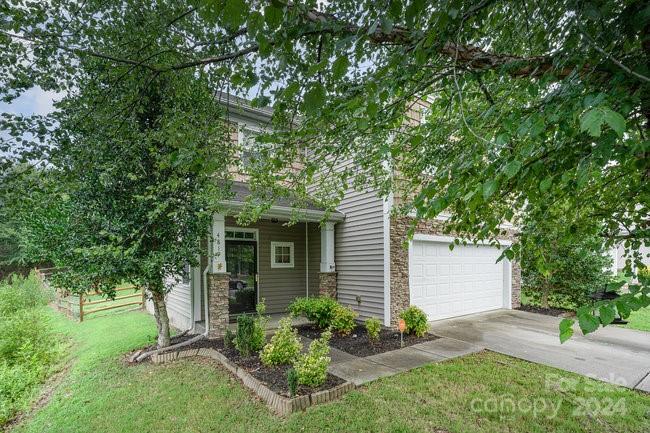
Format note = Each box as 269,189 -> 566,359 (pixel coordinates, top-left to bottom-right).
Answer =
220,200 -> 345,223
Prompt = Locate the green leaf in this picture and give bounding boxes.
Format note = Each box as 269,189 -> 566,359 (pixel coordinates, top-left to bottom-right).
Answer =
580,108 -> 604,137
264,4 -> 283,28
222,0 -> 248,29
539,177 -> 552,192
602,108 -> 626,137
577,310 -> 600,334
615,299 -> 631,319
598,305 -> 616,326
503,160 -> 522,179
303,83 -> 326,115
332,55 -> 350,81
559,319 -> 574,343
580,107 -> 626,137
482,179 -> 498,200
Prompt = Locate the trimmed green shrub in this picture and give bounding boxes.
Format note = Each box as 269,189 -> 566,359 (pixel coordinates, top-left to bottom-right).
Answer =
223,328 -> 235,349
260,317 -> 302,366
234,310 -> 267,357
365,317 -> 381,342
288,296 -> 340,329
400,306 -> 429,337
293,330 -> 331,387
331,305 -> 357,335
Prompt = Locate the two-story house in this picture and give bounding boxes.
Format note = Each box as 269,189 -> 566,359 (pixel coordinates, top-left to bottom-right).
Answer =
149,95 -> 521,336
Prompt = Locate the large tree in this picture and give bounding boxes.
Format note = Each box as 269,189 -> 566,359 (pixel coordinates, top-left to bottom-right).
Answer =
1,0 -> 648,339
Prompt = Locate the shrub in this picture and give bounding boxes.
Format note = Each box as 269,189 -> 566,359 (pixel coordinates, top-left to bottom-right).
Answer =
234,315 -> 257,357
365,317 -> 381,342
293,330 -> 331,387
288,296 -> 340,329
0,274 -> 60,424
330,305 -> 357,335
223,328 -> 235,349
400,306 -> 429,337
250,299 -> 268,352
260,317 -> 302,366
521,218 -> 615,310
286,368 -> 298,397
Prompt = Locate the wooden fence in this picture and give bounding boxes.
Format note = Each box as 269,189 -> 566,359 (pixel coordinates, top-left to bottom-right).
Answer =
37,268 -> 145,322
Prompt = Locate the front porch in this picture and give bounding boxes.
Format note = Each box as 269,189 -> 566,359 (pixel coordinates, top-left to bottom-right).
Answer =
192,183 -> 344,337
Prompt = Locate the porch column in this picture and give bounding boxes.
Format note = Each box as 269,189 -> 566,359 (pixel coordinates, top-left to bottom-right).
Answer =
319,221 -> 337,297
211,213 -> 227,273
208,213 -> 229,338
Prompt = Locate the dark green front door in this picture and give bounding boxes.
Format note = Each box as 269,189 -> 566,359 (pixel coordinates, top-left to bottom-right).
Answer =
225,240 -> 257,315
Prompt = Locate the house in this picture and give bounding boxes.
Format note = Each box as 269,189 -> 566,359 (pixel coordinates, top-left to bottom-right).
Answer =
148,96 -> 521,336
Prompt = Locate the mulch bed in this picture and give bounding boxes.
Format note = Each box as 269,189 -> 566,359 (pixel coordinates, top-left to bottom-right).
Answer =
295,324 -> 439,357
517,304 -> 575,318
186,338 -> 345,397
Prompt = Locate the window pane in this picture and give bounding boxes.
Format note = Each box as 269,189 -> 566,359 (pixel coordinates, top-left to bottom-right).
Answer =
244,232 -> 253,239
225,231 -> 234,238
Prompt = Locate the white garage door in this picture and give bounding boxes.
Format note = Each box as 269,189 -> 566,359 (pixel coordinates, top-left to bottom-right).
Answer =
409,239 -> 510,321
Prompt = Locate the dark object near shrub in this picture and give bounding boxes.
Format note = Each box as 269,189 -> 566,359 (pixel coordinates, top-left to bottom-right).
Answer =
287,367 -> 298,397
399,306 -> 429,337
235,315 -> 256,356
224,328 -> 235,349
288,296 -> 340,329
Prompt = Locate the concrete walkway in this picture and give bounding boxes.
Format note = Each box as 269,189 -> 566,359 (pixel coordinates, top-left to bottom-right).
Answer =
427,309 -> 650,392
316,336 -> 483,386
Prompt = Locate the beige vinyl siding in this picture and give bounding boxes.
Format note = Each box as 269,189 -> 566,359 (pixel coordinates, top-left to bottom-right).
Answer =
166,280 -> 192,330
145,276 -> 192,331
226,217 -> 307,314
335,187 -> 385,321
307,222 -> 321,296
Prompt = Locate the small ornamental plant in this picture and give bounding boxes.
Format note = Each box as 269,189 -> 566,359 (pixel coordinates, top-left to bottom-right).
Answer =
223,328 -> 235,349
288,296 -> 340,329
365,317 -> 381,342
331,305 -> 357,335
399,306 -> 429,337
287,368 -> 298,397
260,317 -> 303,366
234,314 -> 256,356
293,330 -> 332,387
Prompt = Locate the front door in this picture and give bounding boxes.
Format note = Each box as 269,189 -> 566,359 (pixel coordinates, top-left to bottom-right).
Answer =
225,240 -> 258,315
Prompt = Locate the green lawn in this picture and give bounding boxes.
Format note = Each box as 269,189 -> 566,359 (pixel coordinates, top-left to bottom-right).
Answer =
12,309 -> 650,433
623,306 -> 650,332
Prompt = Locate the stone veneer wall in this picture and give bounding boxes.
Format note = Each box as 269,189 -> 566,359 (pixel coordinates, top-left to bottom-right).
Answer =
318,272 -> 337,297
389,216 -> 521,326
207,273 -> 229,338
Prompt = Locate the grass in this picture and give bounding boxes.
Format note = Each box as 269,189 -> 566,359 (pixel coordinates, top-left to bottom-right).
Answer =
13,309 -> 650,433
623,306 -> 650,332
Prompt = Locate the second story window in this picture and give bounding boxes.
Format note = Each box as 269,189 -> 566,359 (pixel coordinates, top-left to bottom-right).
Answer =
239,127 -> 260,168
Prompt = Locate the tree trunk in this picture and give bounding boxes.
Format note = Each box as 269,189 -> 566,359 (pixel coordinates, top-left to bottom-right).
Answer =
151,290 -> 171,348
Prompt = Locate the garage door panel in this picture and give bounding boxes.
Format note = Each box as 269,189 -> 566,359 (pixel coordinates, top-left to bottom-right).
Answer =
410,240 -> 508,321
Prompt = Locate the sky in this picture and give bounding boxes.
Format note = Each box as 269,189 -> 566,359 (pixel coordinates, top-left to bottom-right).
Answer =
0,86 -> 60,116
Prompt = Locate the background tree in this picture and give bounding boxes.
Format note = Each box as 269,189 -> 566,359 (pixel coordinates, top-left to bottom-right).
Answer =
520,209 -> 615,310
1,0 -> 648,339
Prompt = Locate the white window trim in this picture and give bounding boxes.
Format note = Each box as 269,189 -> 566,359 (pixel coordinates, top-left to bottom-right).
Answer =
224,227 -> 258,241
271,241 -> 294,268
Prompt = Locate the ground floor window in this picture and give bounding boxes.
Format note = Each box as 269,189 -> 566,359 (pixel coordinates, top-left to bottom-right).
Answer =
271,241 -> 294,268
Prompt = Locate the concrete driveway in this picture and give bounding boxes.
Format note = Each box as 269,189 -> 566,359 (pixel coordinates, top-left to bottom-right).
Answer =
428,309 -> 650,392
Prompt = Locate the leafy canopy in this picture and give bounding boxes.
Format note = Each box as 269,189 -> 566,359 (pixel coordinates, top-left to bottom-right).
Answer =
1,0 -> 649,338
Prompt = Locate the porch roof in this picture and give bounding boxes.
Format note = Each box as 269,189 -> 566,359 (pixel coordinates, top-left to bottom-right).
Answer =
221,181 -> 345,223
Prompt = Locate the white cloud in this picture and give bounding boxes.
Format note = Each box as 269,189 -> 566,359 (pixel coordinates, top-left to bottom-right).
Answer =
0,86 -> 63,116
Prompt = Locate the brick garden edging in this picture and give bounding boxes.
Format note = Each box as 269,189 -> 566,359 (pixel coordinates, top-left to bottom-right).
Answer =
151,348 -> 355,416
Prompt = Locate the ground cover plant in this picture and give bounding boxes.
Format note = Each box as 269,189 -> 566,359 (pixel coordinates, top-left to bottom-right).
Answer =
0,273 -> 60,425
